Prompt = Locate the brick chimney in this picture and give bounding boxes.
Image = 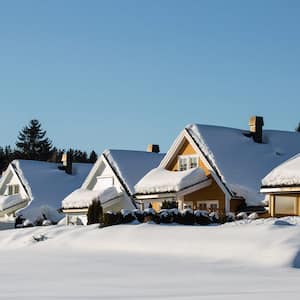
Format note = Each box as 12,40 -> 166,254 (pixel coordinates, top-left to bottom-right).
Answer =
248,116 -> 264,143
147,144 -> 160,153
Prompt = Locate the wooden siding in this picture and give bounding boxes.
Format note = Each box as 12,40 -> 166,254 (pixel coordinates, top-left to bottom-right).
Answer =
230,198 -> 246,212
167,138 -> 210,176
183,179 -> 226,213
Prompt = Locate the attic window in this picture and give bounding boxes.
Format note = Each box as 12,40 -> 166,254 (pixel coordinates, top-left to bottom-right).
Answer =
178,155 -> 199,171
7,184 -> 20,195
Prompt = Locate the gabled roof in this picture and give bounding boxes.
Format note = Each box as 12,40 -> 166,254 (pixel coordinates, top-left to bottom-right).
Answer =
185,124 -> 300,205
103,150 -> 165,195
0,160 -> 93,221
261,153 -> 300,188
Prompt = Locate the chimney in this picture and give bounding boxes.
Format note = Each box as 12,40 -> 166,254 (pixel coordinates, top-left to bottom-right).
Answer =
147,144 -> 160,153
61,151 -> 73,174
248,116 -> 264,143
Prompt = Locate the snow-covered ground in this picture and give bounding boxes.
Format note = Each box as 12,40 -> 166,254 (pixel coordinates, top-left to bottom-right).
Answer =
1,219 -> 300,299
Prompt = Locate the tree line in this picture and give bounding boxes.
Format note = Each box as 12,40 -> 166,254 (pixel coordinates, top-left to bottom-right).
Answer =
0,119 -> 98,173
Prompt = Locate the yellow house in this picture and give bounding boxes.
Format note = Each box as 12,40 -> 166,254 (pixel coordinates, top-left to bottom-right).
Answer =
134,117 -> 300,215
260,154 -> 300,217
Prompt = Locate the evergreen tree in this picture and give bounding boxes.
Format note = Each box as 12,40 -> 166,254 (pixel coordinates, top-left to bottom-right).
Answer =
89,150 -> 98,163
16,119 -> 53,161
296,122 -> 300,132
87,200 -> 103,225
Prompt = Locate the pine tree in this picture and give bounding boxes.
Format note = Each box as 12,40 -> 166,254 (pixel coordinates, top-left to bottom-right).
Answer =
296,122 -> 300,132
87,200 -> 103,225
89,150 -> 98,163
16,119 -> 53,161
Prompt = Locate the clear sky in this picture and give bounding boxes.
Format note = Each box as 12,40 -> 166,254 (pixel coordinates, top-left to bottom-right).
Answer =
1,0 -> 300,154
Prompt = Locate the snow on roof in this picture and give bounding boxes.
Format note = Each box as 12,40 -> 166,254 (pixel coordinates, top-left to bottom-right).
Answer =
104,150 -> 165,195
262,153 -> 300,187
135,167 -> 207,194
12,160 -> 93,222
186,124 -> 300,205
0,194 -> 24,211
62,186 -> 119,209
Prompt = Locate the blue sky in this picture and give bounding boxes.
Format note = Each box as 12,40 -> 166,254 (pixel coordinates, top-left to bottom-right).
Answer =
1,0 -> 300,154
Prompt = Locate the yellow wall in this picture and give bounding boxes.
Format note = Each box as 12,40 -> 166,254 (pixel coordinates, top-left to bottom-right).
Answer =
184,180 -> 226,213
270,193 -> 300,216
167,138 -> 210,176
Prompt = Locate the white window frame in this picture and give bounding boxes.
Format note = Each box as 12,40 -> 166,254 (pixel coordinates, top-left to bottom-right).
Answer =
7,184 -> 20,195
178,155 -> 199,171
94,176 -> 114,191
196,200 -> 219,211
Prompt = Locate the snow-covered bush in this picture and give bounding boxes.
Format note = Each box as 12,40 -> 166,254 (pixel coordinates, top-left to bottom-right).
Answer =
120,209 -> 136,224
248,212 -> 258,220
209,212 -> 219,223
159,209 -> 173,224
226,212 -> 235,223
133,209 -> 144,223
236,212 -> 248,220
179,208 -> 195,225
23,219 -> 33,227
42,220 -> 52,226
194,210 -> 211,225
102,211 -> 122,227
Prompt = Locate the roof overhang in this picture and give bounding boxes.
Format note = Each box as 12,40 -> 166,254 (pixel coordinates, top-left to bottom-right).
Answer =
260,186 -> 300,194
135,178 -> 212,200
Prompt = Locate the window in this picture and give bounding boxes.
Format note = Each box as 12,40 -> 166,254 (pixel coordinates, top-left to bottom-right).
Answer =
275,195 -> 297,215
7,184 -> 20,195
197,200 -> 219,212
178,155 -> 199,171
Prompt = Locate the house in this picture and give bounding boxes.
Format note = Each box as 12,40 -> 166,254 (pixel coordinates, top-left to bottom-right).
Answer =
0,159 -> 92,223
62,148 -> 164,225
260,153 -> 300,216
135,117 -> 300,214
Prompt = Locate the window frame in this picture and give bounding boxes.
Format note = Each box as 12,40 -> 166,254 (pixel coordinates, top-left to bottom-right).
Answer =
178,155 -> 199,171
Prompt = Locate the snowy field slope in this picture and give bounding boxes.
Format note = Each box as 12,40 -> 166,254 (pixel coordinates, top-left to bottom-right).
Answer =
1,220 -> 300,299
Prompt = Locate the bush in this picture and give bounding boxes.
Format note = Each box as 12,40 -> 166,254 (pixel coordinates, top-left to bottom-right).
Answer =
179,209 -> 195,225
159,209 -> 173,223
133,209 -> 144,223
87,200 -> 103,225
120,209 -> 136,224
194,210 -> 211,225
102,211 -> 122,227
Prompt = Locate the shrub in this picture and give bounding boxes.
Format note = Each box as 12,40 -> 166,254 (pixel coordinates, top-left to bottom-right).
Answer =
159,209 -> 173,224
102,211 -> 122,227
194,210 -> 211,225
120,209 -> 136,224
226,212 -> 235,223
133,209 -> 144,223
87,200 -> 103,225
180,209 -> 195,225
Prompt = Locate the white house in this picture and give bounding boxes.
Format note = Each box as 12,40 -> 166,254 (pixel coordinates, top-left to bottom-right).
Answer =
0,160 -> 92,223
62,149 -> 164,225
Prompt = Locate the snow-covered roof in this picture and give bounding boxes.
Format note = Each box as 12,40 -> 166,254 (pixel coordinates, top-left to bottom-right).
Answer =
135,167 -> 207,194
261,153 -> 300,187
103,150 -> 165,195
186,124 -> 300,205
10,160 -> 93,221
62,187 -> 119,209
0,194 -> 24,211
